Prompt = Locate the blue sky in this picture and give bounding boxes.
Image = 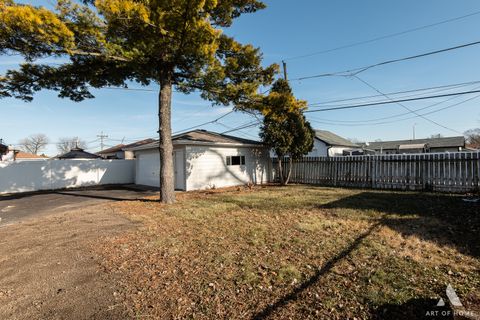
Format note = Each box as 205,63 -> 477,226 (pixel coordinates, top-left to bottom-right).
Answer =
2,0 -> 480,155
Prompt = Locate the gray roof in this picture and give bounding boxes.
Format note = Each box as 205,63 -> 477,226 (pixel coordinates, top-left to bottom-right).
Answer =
173,130 -> 262,145
57,147 -> 102,159
97,138 -> 155,155
314,130 -> 359,147
367,136 -> 465,150
129,130 -> 262,151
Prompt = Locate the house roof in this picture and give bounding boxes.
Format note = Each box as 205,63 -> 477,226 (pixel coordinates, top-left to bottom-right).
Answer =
15,151 -> 48,159
367,136 -> 465,150
97,144 -> 125,154
0,143 -> 7,154
129,130 -> 262,151
314,130 -> 359,147
57,147 -> 101,159
173,130 -> 262,145
97,138 -> 155,155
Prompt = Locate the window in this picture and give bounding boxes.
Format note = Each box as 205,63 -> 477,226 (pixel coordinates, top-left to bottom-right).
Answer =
226,155 -> 245,166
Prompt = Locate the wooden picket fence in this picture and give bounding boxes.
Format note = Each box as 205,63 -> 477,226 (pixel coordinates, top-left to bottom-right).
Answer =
271,152 -> 480,193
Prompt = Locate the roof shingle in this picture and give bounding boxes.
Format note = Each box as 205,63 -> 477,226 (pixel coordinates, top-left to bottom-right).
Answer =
314,130 -> 359,147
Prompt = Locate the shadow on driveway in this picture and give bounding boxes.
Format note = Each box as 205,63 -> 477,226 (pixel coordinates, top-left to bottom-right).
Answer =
0,185 -> 159,225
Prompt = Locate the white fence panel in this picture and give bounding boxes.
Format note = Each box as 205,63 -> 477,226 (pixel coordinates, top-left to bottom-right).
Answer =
0,159 -> 135,194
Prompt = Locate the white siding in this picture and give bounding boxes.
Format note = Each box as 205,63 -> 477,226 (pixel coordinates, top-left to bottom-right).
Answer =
306,139 -> 360,157
328,146 -> 355,156
185,146 -> 269,191
306,139 -> 329,157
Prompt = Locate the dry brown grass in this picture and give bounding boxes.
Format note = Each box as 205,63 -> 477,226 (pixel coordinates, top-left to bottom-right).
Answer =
96,185 -> 480,319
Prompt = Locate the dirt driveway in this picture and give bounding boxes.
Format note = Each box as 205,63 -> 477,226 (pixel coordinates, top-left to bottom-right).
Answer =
0,186 -> 156,320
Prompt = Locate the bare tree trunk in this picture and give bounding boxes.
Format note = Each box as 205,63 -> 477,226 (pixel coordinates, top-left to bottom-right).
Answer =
284,157 -> 293,185
277,157 -> 284,184
158,74 -> 175,203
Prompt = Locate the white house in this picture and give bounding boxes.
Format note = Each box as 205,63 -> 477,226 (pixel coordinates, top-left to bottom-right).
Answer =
307,130 -> 361,157
128,130 -> 270,191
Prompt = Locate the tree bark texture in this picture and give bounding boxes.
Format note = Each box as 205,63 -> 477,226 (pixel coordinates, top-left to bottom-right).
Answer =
158,74 -> 175,203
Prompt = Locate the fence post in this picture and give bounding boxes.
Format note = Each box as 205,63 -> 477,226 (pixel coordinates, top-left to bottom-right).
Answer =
474,152 -> 479,192
334,158 -> 338,187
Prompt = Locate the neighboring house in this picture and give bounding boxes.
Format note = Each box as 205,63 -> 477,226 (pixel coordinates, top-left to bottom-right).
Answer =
14,151 -> 49,161
0,144 -> 48,161
97,138 -> 155,159
306,130 -> 361,157
128,129 -> 269,191
57,147 -> 101,159
366,136 -> 466,154
0,141 -> 8,161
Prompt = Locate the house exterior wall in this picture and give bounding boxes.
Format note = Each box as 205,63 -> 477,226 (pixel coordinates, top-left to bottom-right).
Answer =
184,145 -> 269,191
0,159 -> 134,194
328,146 -> 356,157
306,139 -> 329,157
306,139 -> 359,157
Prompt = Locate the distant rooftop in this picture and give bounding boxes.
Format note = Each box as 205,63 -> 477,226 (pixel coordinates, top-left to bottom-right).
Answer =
15,151 -> 48,159
97,138 -> 156,154
314,130 -> 359,147
367,136 -> 465,150
58,147 -> 101,159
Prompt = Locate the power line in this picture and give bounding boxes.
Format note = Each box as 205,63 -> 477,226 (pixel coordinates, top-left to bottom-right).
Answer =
309,84 -> 480,124
220,121 -> 260,134
308,93 -> 480,127
292,40 -> 480,81
172,110 -> 234,134
307,80 -> 480,107
351,75 -> 462,134
304,88 -> 480,113
284,9 -> 480,61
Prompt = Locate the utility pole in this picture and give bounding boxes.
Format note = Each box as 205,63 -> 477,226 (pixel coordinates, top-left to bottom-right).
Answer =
282,60 -> 288,81
412,123 -> 417,140
97,131 -> 108,151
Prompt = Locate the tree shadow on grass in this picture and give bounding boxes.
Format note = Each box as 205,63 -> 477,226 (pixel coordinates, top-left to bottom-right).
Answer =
252,221 -> 382,320
318,191 -> 480,259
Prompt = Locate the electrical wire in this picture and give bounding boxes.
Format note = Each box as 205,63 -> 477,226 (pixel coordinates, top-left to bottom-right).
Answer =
309,84 -> 480,124
220,121 -> 261,134
172,110 -> 235,134
284,9 -> 480,61
308,93 -> 480,127
291,40 -> 480,81
307,80 -> 480,107
304,88 -> 480,113
350,75 -> 462,134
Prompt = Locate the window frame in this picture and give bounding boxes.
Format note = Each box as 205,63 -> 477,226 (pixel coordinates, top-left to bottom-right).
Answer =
226,155 -> 245,166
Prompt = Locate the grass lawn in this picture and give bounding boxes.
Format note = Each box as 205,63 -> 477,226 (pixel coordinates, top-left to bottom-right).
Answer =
97,185 -> 480,319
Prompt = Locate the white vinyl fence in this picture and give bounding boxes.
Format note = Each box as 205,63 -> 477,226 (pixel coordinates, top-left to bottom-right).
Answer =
272,152 -> 480,193
0,159 -> 135,194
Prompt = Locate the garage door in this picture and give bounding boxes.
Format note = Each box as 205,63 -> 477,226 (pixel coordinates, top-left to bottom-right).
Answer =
136,151 -> 160,187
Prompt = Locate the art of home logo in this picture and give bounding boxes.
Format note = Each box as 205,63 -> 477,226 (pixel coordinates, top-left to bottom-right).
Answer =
426,284 -> 477,318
